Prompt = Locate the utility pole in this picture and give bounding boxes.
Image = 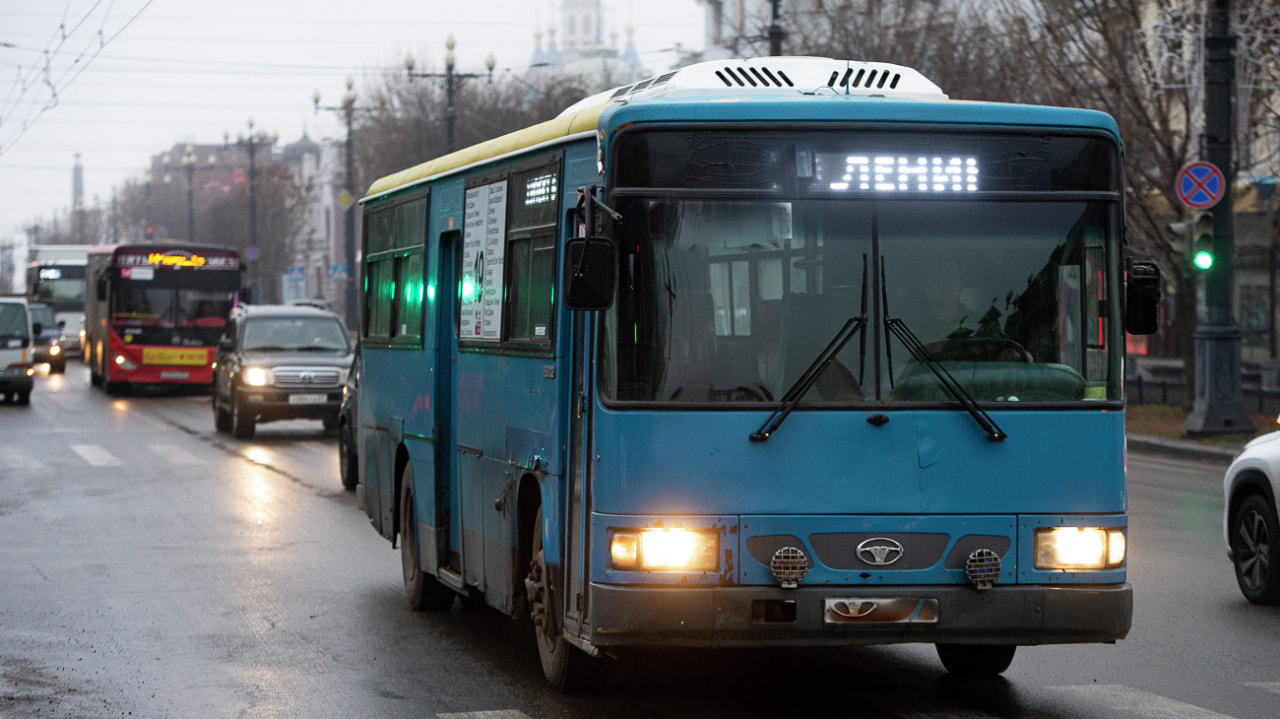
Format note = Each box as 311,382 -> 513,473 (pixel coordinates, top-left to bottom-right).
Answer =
1183,0 -> 1254,435
768,0 -> 784,56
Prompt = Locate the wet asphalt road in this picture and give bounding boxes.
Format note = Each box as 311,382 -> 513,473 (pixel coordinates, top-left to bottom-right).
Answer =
1,363 -> 1279,719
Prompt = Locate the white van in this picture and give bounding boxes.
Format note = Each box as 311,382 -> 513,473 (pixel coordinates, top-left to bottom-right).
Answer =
0,296 -> 37,405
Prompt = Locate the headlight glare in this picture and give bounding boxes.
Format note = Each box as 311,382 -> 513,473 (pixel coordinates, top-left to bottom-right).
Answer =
114,354 -> 137,370
1035,527 -> 1124,570
243,367 -> 270,387
610,528 -> 719,571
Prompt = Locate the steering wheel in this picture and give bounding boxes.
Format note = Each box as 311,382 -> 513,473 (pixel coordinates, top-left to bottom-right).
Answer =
934,337 -> 1031,363
731,384 -> 774,402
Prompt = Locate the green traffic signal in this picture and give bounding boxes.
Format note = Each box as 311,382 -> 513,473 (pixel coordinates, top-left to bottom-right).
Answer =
1191,211 -> 1214,271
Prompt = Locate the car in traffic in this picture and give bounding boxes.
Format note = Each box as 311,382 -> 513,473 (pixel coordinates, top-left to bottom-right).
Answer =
28,303 -> 67,373
338,351 -> 359,491
1223,423 -> 1280,605
60,313 -> 84,359
212,303 -> 353,439
0,296 -> 37,404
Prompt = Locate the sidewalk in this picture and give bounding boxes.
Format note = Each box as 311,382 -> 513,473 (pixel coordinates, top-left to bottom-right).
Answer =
1126,432 -> 1245,464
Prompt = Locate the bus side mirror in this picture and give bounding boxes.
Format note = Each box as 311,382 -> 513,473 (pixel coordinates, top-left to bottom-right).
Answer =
219,337 -> 235,351
96,276 -> 107,301
563,236 -> 616,311
1125,260 -> 1161,335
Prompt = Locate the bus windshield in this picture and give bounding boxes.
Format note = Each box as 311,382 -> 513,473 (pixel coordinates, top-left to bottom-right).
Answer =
113,282 -> 235,347
31,265 -> 86,310
605,131 -> 1120,406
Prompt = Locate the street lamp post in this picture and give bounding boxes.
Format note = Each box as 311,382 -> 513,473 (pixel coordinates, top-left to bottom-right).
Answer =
314,77 -> 361,330
404,36 -> 496,153
227,120 -> 275,302
179,144 -> 216,243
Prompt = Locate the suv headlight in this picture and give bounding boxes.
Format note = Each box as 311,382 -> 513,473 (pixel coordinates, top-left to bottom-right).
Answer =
1034,527 -> 1125,570
242,367 -> 272,387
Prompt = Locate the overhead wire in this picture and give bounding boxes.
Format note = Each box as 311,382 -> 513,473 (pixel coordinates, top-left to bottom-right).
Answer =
1,0 -> 155,158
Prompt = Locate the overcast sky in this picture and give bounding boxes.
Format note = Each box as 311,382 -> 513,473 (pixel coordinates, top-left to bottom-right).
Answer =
0,0 -> 706,243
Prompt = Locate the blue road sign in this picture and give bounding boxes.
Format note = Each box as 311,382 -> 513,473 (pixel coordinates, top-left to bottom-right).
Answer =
1176,161 -> 1225,210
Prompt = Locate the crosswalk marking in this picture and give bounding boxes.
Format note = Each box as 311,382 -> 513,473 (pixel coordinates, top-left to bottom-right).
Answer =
1243,682 -> 1280,695
149,444 -> 200,465
0,447 -> 41,469
438,712 -> 530,719
71,444 -> 121,467
1051,684 -> 1238,719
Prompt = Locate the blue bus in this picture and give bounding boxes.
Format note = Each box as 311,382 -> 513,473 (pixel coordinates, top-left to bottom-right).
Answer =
354,57 -> 1161,690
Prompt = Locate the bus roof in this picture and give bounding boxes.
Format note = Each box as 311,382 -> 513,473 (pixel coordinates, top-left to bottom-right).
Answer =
363,57 -> 1119,201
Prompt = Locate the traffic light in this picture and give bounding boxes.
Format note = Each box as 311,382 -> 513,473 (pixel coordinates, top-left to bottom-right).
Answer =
1191,211 -> 1214,270
144,224 -> 154,240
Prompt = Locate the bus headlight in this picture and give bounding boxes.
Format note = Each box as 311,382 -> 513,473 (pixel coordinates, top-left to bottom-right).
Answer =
243,367 -> 271,387
1034,527 -> 1125,570
610,529 -> 719,571
114,354 -> 138,370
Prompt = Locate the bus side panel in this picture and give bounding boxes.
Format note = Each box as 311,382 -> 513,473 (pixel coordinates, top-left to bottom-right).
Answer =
454,352 -> 565,606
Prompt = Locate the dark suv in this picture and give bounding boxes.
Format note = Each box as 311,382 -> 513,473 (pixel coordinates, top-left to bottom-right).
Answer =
212,304 -> 352,439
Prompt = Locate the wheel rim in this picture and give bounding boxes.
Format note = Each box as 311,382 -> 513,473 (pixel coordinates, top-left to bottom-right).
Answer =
1237,509 -> 1272,592
528,517 -> 559,660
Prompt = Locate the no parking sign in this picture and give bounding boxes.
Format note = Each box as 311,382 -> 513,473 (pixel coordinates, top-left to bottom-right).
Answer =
1176,161 -> 1225,210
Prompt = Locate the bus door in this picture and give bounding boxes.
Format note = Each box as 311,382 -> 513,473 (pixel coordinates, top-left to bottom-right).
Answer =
561,308 -> 593,638
432,230 -> 462,580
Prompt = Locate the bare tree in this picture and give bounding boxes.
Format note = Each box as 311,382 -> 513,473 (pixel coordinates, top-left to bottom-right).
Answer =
352,69 -> 590,186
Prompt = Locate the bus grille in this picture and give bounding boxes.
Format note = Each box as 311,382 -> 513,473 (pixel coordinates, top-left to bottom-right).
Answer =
273,367 -> 341,388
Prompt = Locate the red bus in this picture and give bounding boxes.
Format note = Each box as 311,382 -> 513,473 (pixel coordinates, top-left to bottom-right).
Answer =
85,243 -> 243,393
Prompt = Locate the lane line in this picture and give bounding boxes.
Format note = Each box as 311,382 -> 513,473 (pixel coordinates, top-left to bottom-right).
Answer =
1050,684 -> 1239,719
1243,682 -> 1280,695
71,444 -> 122,467
437,712 -> 531,719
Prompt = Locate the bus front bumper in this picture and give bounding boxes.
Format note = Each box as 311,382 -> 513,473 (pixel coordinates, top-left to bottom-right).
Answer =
587,582 -> 1131,648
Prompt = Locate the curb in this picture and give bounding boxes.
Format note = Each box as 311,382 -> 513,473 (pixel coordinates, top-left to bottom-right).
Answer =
1126,433 -> 1241,463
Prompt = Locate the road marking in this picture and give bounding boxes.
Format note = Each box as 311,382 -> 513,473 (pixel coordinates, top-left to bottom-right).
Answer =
149,444 -> 200,465
437,712 -> 530,719
71,444 -> 121,467
1243,682 -> 1280,695
0,448 -> 41,469
1051,684 -> 1238,719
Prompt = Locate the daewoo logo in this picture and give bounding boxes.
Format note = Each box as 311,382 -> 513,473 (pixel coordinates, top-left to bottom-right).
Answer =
856,538 -> 904,566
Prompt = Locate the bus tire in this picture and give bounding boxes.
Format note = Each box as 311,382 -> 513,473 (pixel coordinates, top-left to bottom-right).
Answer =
338,421 -> 358,490
399,469 -> 455,611
528,511 -> 602,693
231,397 -> 255,439
935,644 -> 1016,677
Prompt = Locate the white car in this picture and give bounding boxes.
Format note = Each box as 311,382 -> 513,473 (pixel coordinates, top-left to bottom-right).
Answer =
1223,427 -> 1280,604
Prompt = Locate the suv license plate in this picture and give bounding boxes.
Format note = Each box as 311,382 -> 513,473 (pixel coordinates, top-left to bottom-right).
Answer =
289,394 -> 327,405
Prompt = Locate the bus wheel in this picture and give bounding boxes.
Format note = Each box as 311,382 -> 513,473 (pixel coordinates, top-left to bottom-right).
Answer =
398,468 -> 455,611
338,422 -> 358,490
935,644 -> 1016,677
231,397 -> 255,439
213,393 -> 232,433
527,511 -> 601,692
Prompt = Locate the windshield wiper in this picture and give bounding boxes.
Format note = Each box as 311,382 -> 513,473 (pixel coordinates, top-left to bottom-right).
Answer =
881,259 -> 1006,442
751,257 -> 869,443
